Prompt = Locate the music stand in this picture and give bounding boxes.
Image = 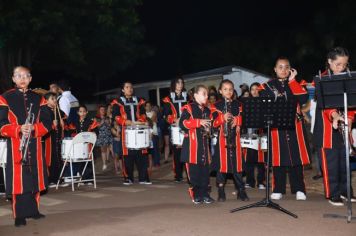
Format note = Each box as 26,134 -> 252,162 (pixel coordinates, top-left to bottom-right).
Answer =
230,97 -> 298,218
315,71 -> 356,223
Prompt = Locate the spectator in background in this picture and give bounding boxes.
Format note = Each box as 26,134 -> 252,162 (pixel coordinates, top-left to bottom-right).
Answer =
57,80 -> 79,125
145,101 -> 160,172
49,83 -> 60,96
95,105 -> 113,171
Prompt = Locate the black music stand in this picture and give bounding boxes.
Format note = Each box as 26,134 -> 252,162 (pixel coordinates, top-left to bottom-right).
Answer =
315,71 -> 356,223
230,97 -> 298,218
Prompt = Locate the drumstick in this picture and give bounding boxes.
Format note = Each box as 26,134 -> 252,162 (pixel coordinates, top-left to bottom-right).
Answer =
54,105 -> 57,121
56,105 -> 65,138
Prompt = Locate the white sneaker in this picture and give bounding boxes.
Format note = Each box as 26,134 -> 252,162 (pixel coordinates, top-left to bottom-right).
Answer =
271,193 -> 282,200
258,184 -> 266,190
86,182 -> 93,186
102,164 -> 107,171
245,184 -> 252,189
296,191 -> 307,201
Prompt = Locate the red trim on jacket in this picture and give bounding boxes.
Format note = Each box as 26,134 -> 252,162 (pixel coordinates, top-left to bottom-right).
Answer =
163,96 -> 178,124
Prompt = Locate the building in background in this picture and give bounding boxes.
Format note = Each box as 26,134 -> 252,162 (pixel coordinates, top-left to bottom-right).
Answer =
94,65 -> 270,106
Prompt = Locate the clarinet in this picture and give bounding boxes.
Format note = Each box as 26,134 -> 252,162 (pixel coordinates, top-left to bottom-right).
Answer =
224,98 -> 234,148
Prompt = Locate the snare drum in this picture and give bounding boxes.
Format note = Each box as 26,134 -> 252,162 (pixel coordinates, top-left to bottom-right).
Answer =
260,136 -> 268,151
61,138 -> 89,160
125,125 -> 150,149
240,135 -> 259,150
170,125 -> 184,146
0,139 -> 7,165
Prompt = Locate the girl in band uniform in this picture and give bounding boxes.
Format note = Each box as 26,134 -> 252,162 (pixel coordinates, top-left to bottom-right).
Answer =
211,79 -> 249,202
243,82 -> 266,190
162,77 -> 188,182
313,47 -> 356,205
179,85 -> 214,204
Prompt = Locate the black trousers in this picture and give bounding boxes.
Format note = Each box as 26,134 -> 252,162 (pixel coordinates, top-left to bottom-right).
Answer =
245,162 -> 265,187
124,152 -> 149,182
272,165 -> 305,194
172,146 -> 184,180
186,163 -> 210,198
12,192 -> 40,219
319,147 -> 353,199
48,155 -> 62,184
216,172 -> 245,190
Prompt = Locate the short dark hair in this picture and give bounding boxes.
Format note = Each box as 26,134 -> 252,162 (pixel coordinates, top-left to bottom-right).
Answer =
78,104 -> 88,111
44,92 -> 57,101
249,82 -> 260,92
120,81 -> 133,96
57,80 -> 70,91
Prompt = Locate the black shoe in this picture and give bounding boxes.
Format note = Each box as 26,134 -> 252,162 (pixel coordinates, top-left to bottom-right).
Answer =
14,218 -> 26,227
32,213 -> 45,220
237,190 -> 249,201
192,197 -> 203,204
312,174 -> 323,180
203,196 -> 215,204
218,187 -> 226,202
329,197 -> 344,206
174,178 -> 183,183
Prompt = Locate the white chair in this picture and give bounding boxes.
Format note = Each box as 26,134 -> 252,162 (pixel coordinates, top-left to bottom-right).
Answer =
0,139 -> 7,193
56,132 -> 97,191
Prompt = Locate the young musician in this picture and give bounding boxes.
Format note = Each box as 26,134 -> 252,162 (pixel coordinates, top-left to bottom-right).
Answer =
243,82 -> 266,190
67,105 -> 98,135
43,92 -> 66,188
66,105 -> 98,184
259,57 -> 310,201
0,66 -> 52,227
162,77 -> 188,182
111,81 -> 151,185
179,85 -> 214,204
313,47 -> 356,205
211,79 -> 249,202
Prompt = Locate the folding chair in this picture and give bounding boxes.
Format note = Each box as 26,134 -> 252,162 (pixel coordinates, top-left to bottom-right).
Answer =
0,139 -> 7,193
56,132 -> 97,191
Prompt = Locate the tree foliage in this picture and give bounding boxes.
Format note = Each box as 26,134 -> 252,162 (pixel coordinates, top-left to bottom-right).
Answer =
0,0 -> 150,91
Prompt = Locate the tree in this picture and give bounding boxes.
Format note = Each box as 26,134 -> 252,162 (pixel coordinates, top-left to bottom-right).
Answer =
0,0 -> 150,92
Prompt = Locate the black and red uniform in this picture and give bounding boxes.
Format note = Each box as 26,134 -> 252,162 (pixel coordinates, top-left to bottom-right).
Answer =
211,99 -> 246,197
43,108 -> 67,185
111,96 -> 150,183
66,116 -> 99,180
67,117 -> 98,135
179,102 -> 211,200
243,128 -> 266,188
313,70 -> 355,199
162,92 -> 188,181
0,88 -> 52,220
259,79 -> 310,194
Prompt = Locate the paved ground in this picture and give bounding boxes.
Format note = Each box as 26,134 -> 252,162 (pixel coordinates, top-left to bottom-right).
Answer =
0,160 -> 356,236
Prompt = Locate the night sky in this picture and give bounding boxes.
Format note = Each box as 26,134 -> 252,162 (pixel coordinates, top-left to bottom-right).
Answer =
117,0 -> 322,83
26,0 -> 355,99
